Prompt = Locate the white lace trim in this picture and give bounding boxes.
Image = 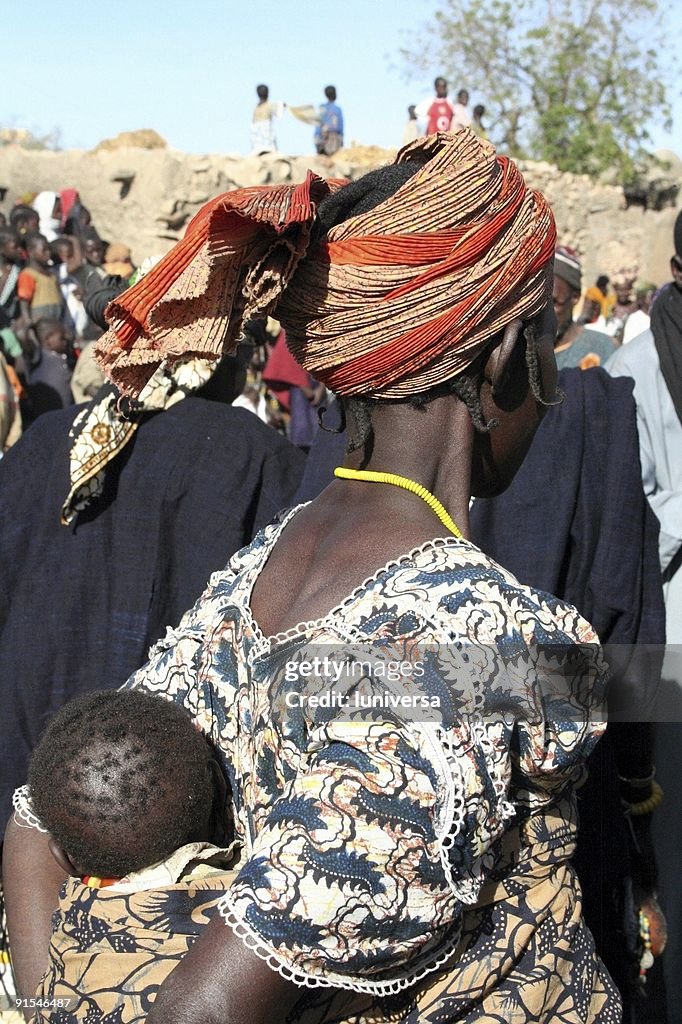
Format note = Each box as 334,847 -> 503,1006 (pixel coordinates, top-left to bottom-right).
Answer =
217,891 -> 462,995
428,717 -> 517,907
12,785 -> 48,832
413,721 -> 458,842
433,727 -> 474,903
247,621 -> 367,670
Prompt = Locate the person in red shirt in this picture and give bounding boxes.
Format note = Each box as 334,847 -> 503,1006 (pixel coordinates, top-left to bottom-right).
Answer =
415,76 -> 455,135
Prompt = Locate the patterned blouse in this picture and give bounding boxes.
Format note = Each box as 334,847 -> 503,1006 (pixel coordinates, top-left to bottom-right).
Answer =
13,499 -> 625,1022
113,505 -> 620,1022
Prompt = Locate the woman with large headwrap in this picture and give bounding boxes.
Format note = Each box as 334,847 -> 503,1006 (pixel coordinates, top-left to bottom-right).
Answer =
5,131 -> 621,1023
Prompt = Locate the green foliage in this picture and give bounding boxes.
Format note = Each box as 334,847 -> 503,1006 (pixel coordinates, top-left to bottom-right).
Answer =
402,0 -> 673,180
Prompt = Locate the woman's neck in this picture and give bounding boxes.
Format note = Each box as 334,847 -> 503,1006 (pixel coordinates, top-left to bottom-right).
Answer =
345,396 -> 474,539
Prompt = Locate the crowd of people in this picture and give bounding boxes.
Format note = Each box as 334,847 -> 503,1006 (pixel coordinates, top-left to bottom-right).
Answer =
0,189 -> 332,453
0,190 -> 139,447
0,127 -> 680,1024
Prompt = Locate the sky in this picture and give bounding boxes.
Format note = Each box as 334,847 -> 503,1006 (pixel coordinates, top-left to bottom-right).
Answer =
2,0 -> 681,158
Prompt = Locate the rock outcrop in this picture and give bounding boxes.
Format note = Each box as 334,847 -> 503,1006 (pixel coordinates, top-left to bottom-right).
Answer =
94,129 -> 168,152
0,142 -> 679,286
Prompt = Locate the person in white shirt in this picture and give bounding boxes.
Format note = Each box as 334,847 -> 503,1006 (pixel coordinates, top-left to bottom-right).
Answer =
622,281 -> 656,344
451,88 -> 471,129
250,83 -> 285,155
606,215 -> 682,1024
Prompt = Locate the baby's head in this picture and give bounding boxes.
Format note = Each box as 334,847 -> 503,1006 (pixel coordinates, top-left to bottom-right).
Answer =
28,690 -> 223,879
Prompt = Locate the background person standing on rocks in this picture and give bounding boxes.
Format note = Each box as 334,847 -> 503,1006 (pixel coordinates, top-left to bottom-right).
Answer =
451,88 -> 471,129
250,83 -> 285,155
314,85 -> 344,156
403,104 -> 419,145
471,103 -> 487,138
415,75 -> 455,135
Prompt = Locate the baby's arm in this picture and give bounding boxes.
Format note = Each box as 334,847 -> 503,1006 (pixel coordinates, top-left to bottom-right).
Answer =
2,816 -> 67,1015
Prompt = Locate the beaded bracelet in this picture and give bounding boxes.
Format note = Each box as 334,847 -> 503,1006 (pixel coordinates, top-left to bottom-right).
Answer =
639,910 -> 654,981
624,779 -> 664,817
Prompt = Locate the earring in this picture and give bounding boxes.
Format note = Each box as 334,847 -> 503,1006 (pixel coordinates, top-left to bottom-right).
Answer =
317,402 -> 346,434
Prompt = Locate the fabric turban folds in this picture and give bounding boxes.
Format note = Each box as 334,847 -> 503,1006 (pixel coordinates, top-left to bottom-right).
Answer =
95,131 -> 556,400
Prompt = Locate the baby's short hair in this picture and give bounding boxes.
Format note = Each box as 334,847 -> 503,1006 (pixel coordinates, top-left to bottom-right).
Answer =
29,690 -> 216,878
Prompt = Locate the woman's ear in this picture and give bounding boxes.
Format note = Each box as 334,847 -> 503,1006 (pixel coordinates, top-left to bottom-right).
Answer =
48,838 -> 79,877
485,302 -> 558,407
485,318 -> 524,396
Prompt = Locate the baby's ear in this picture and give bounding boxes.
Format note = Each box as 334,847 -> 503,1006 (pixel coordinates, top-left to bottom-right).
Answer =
48,838 -> 79,877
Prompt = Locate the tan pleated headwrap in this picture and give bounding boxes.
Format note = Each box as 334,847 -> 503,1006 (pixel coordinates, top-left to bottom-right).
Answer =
95,130 -> 556,399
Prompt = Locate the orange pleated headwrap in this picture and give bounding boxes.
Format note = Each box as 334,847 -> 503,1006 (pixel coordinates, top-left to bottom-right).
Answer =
95,130 -> 556,399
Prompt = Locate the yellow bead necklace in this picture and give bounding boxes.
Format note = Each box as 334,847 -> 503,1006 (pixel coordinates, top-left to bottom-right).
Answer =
334,467 -> 463,538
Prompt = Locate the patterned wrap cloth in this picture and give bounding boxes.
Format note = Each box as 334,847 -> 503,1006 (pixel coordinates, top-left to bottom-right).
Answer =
31,843 -> 239,1024
61,254 -> 217,525
60,359 -> 215,524
94,130 -> 556,400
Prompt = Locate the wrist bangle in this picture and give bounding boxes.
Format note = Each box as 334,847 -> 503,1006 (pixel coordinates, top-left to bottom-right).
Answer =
624,779 -> 664,816
614,765 -> 655,786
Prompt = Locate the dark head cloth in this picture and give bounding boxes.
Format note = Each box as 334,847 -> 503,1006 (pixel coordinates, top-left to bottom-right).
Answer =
651,280 -> 682,427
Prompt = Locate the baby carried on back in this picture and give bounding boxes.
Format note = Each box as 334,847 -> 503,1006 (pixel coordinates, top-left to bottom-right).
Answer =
24,690 -> 236,1023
